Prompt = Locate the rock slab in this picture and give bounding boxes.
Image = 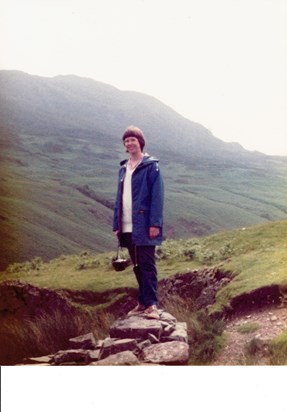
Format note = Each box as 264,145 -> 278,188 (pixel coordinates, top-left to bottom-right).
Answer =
142,341 -> 189,364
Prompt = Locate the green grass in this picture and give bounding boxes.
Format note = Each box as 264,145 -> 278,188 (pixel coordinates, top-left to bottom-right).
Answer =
236,322 -> 261,334
2,251 -> 137,292
270,330 -> 287,365
209,221 -> 287,313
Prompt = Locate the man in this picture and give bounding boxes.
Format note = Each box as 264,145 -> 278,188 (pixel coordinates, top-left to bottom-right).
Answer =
113,126 -> 164,319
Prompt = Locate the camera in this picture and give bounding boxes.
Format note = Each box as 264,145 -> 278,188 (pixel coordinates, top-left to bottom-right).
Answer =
112,257 -> 129,272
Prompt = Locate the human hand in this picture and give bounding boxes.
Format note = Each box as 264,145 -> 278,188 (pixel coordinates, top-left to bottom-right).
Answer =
149,226 -> 160,239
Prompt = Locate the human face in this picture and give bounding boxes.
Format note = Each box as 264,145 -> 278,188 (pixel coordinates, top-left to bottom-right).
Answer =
123,136 -> 142,155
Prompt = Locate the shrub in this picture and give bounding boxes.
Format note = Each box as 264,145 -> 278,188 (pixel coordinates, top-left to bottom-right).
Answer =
30,257 -> 44,270
7,257 -> 43,273
156,239 -> 199,262
244,337 -> 265,357
183,249 -> 196,260
188,310 -> 226,364
219,242 -> 234,260
6,262 -> 30,273
198,249 -> 217,265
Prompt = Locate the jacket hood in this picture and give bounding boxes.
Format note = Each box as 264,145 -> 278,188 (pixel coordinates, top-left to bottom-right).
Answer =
120,154 -> 159,167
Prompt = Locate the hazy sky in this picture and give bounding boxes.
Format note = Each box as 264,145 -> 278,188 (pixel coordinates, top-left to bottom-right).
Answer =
1,0 -> 287,155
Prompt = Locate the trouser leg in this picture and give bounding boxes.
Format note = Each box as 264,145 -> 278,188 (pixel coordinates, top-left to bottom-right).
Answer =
120,233 -> 158,307
137,245 -> 158,307
133,265 -> 144,305
121,233 -> 144,305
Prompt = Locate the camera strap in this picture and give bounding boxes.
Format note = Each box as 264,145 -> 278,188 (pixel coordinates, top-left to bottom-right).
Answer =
116,242 -> 121,260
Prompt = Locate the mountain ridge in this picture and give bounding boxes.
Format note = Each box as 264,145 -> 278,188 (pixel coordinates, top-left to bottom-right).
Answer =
0,70 -> 260,159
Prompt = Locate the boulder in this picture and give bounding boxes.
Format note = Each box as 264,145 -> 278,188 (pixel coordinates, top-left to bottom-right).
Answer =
93,351 -> 140,366
99,337 -> 139,359
52,349 -> 100,365
110,316 -> 163,340
142,341 -> 190,365
69,332 -> 97,350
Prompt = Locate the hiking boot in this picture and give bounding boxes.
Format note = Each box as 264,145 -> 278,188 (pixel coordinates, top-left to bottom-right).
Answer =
144,305 -> 160,320
127,303 -> 146,316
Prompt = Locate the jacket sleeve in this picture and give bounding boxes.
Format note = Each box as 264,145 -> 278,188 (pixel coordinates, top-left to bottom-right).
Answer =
113,206 -> 119,232
149,163 -> 164,228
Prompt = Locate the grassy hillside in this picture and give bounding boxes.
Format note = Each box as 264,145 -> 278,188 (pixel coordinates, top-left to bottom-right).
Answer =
2,220 -> 286,311
1,125 -> 287,270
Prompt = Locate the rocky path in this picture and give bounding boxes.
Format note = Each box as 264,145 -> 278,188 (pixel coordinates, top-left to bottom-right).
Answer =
211,305 -> 287,365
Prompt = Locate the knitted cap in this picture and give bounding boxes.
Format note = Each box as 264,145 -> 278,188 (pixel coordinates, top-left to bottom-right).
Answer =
122,126 -> 145,152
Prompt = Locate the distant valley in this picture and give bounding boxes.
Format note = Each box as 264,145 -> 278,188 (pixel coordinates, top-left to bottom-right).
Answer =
0,70 -> 287,269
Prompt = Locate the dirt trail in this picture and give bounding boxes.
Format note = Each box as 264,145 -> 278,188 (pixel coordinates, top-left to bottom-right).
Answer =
211,304 -> 287,365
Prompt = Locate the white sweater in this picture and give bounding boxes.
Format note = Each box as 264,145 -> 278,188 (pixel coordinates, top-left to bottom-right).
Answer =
122,166 -> 134,233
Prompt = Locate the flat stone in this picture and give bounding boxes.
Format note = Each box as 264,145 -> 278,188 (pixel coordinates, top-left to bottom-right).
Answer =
142,341 -> 189,365
92,351 -> 140,366
161,323 -> 176,336
137,339 -> 152,351
160,311 -> 177,323
95,339 -> 105,349
162,322 -> 188,343
52,349 -> 100,365
87,349 -> 101,362
99,338 -> 139,359
26,355 -> 53,364
110,316 -> 163,340
18,363 -> 51,366
148,333 -> 160,343
52,349 -> 90,365
69,332 -> 97,349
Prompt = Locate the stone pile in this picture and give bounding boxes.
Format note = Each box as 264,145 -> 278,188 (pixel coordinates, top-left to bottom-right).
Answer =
24,310 -> 190,366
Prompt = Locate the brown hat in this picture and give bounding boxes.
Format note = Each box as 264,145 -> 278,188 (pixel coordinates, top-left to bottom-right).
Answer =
122,125 -> 145,152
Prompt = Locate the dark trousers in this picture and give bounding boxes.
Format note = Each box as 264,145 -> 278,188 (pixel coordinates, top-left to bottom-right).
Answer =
120,233 -> 158,307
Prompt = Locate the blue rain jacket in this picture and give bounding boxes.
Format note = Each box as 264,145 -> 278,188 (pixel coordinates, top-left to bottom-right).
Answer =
113,154 -> 164,246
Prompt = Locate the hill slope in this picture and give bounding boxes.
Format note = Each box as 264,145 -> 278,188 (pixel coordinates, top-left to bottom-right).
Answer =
0,70 -> 287,269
